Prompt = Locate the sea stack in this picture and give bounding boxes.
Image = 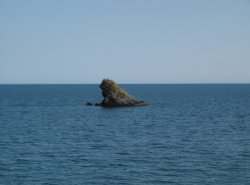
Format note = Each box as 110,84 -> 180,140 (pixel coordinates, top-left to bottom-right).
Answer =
97,79 -> 147,107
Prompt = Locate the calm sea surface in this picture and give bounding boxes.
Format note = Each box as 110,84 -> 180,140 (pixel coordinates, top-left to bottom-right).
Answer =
0,84 -> 250,185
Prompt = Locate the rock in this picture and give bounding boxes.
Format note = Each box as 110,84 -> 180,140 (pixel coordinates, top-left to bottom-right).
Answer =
95,103 -> 101,106
98,79 -> 147,107
86,102 -> 93,106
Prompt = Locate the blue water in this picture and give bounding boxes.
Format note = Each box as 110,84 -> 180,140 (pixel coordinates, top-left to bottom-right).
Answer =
0,84 -> 250,185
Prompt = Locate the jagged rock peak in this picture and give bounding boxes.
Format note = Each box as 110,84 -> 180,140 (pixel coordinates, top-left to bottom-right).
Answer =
98,79 -> 147,107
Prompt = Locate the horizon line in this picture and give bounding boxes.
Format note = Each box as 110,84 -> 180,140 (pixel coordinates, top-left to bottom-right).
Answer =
0,83 -> 250,85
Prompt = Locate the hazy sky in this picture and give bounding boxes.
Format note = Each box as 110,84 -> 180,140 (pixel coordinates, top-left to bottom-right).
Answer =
0,0 -> 250,84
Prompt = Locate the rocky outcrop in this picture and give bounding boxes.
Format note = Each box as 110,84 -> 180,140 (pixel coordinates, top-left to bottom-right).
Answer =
97,79 -> 147,107
85,102 -> 93,106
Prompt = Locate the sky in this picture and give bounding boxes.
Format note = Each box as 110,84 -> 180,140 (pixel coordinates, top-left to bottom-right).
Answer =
0,0 -> 250,84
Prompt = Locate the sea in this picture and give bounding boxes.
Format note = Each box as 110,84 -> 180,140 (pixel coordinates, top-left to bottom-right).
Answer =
0,84 -> 250,185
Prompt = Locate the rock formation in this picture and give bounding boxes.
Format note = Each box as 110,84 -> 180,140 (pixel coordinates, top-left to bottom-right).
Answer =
97,79 -> 147,107
85,102 -> 93,106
